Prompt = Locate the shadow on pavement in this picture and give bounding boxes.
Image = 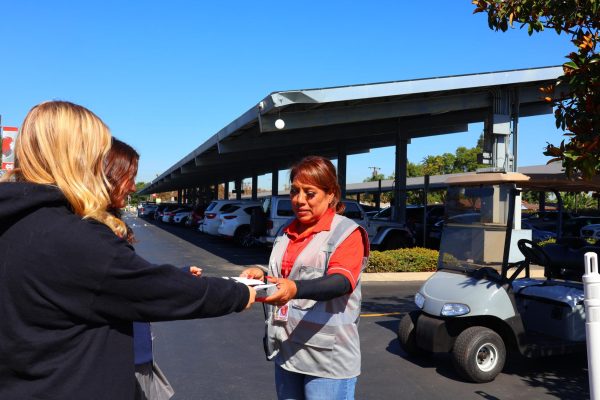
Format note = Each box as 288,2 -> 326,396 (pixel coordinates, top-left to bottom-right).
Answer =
138,216 -> 271,266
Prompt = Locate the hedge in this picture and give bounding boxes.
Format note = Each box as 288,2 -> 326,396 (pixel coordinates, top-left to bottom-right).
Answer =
366,247 -> 439,273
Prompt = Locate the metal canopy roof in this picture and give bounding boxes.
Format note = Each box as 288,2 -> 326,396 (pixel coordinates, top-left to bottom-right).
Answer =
343,162 -> 600,194
140,66 -> 562,195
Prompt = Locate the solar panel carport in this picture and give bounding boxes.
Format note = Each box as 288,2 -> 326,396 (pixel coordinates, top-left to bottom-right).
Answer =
139,66 -> 562,223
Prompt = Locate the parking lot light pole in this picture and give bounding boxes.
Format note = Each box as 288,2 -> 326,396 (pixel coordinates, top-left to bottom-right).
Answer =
584,252 -> 600,400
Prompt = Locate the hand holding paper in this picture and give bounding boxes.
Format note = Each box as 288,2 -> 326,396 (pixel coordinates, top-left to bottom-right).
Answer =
259,276 -> 297,306
225,276 -> 275,291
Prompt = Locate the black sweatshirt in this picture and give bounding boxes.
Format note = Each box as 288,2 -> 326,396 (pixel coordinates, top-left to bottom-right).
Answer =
0,182 -> 250,400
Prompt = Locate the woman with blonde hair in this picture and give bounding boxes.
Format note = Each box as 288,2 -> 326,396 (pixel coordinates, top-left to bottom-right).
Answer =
0,101 -> 255,399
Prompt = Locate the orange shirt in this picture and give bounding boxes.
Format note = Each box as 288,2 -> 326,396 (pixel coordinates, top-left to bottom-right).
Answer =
282,208 -> 367,289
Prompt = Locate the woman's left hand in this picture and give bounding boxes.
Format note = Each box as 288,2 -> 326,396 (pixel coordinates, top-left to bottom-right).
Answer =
258,276 -> 297,306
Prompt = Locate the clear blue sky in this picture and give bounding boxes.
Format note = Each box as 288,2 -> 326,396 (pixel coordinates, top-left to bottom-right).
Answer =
1,1 -> 573,189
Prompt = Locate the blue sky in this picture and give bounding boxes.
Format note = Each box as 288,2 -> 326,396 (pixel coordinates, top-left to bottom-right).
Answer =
1,1 -> 574,189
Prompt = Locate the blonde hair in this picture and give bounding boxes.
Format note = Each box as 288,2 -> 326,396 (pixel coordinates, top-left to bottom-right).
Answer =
8,101 -> 127,237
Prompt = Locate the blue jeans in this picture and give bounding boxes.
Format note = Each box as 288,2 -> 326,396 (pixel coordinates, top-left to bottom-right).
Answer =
275,364 -> 357,400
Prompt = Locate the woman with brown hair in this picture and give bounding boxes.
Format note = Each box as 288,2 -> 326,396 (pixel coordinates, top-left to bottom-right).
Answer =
0,101 -> 255,399
242,155 -> 369,400
104,138 -> 175,400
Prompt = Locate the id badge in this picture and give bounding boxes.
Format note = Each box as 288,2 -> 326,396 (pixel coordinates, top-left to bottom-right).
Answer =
273,303 -> 289,323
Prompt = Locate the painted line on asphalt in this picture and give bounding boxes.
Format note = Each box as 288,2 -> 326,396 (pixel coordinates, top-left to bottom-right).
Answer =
360,311 -> 404,317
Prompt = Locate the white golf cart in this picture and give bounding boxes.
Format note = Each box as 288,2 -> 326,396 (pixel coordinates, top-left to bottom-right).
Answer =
398,172 -> 591,382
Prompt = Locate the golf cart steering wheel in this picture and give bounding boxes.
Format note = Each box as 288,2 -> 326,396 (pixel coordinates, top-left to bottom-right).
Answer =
517,239 -> 551,267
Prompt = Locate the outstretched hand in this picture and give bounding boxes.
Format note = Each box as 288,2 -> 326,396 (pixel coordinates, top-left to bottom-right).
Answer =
240,267 -> 265,281
189,266 -> 203,277
257,276 -> 297,306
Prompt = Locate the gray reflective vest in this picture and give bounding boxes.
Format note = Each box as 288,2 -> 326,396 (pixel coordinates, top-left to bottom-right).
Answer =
265,214 -> 369,379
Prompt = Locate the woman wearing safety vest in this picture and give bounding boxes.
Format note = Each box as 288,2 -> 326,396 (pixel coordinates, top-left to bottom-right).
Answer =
242,155 -> 369,400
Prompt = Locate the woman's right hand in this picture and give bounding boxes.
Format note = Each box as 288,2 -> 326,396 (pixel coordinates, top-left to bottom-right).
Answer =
240,267 -> 265,281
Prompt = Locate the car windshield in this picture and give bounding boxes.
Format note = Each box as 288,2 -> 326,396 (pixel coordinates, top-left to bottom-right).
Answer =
438,183 -> 514,273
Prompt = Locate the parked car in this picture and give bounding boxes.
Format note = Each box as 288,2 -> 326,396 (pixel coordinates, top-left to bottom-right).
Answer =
138,203 -> 158,218
580,224 -> 600,240
185,204 -> 208,228
520,220 -> 557,243
154,203 -> 179,221
367,205 -> 443,250
252,195 -> 368,245
217,202 -> 262,246
562,216 -> 600,237
199,200 -> 246,235
162,206 -> 192,224
522,210 -> 577,232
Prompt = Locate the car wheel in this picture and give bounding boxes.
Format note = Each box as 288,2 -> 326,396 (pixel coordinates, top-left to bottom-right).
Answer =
234,226 -> 253,247
398,311 -> 425,357
451,326 -> 506,383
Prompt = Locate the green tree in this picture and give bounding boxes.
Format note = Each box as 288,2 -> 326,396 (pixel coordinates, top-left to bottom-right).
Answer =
473,0 -> 600,178
407,161 -> 424,177
454,146 -> 482,172
129,182 -> 148,206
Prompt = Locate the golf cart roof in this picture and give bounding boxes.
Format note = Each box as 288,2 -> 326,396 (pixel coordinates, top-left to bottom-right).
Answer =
445,172 -> 530,187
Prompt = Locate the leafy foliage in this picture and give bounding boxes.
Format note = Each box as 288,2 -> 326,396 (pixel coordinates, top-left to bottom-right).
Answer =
473,0 -> 600,178
366,247 -> 439,273
362,140 -> 484,206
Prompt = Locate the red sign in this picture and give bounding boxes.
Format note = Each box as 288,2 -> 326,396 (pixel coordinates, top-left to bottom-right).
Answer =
1,126 -> 18,171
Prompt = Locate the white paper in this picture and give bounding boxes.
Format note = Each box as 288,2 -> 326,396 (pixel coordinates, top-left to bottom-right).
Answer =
224,276 -> 276,291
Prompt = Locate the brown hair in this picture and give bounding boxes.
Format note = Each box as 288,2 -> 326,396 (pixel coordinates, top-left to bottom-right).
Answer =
104,138 -> 139,243
289,155 -> 345,214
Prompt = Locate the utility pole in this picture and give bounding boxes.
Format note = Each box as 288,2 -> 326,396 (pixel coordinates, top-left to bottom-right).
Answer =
368,166 -> 380,179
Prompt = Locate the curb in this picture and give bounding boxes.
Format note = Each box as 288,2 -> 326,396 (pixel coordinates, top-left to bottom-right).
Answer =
362,267 -> 546,282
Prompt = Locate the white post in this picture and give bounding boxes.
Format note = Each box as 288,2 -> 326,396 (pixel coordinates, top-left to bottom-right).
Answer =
584,252 -> 600,400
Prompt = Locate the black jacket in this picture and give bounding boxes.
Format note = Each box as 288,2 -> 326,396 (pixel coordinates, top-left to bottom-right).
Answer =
0,182 -> 250,399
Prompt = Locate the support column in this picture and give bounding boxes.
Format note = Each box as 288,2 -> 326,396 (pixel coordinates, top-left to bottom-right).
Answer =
252,175 -> 258,201
272,168 -> 279,196
512,88 -> 520,172
177,189 -> 182,206
376,179 -> 381,210
479,89 -> 514,172
337,143 -> 347,199
235,179 -> 242,200
224,182 -> 229,200
393,127 -> 408,224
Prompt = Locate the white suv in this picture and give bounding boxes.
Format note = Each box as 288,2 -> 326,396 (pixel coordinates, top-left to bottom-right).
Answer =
217,202 -> 262,246
253,195 -> 368,245
199,200 -> 245,235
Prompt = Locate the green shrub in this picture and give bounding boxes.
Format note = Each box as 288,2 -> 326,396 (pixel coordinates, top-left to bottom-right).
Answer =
366,247 -> 439,273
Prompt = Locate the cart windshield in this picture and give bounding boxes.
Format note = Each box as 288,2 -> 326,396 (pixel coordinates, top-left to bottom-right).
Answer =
438,182 -> 515,273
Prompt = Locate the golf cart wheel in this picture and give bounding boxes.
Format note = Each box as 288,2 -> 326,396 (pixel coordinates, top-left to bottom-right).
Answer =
452,326 -> 506,383
398,311 -> 423,357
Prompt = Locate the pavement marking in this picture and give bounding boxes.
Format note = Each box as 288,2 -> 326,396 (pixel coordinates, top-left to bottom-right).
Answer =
360,311 -> 404,317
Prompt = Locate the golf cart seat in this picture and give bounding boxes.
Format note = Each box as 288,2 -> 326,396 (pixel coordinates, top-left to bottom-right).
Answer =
539,243 -> 598,282
514,239 -> 587,342
555,236 -> 590,249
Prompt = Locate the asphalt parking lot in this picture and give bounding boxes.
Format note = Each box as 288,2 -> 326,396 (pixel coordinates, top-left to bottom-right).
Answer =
128,214 -> 590,400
